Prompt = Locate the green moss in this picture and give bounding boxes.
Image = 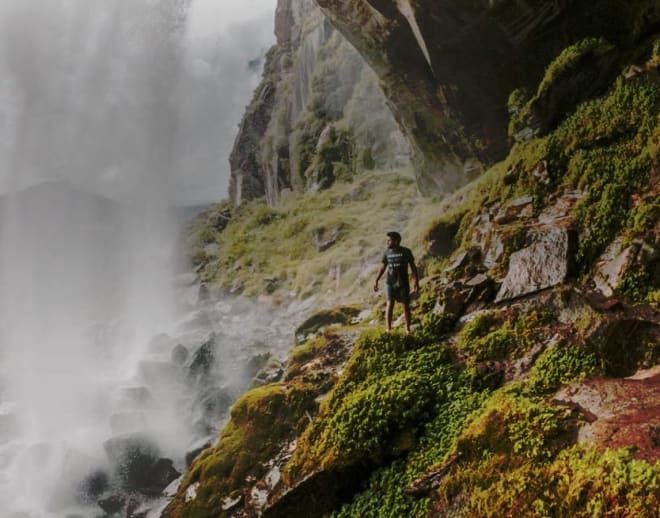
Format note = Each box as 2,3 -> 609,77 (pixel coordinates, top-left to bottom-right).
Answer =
509,37 -> 615,138
526,342 -> 604,394
288,336 -> 328,374
459,311 -> 551,363
457,392 -> 572,462
505,58 -> 660,272
284,329 -> 460,481
167,382 -> 317,518
457,446 -> 660,517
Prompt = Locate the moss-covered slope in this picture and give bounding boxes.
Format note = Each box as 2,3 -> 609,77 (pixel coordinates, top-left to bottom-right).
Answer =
171,37 -> 660,518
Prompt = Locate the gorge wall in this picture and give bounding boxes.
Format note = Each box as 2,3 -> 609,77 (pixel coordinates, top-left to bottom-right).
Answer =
228,0 -> 408,206
231,0 -> 660,203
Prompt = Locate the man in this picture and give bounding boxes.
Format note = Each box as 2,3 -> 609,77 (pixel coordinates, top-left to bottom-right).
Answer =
373,231 -> 419,334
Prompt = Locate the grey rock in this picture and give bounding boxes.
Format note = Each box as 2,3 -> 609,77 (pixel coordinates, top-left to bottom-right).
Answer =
496,227 -> 574,302
116,387 -> 155,411
171,344 -> 189,365
312,225 -> 343,252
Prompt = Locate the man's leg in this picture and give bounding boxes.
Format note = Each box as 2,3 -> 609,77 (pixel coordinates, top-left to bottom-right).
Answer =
385,300 -> 394,331
403,302 -> 411,334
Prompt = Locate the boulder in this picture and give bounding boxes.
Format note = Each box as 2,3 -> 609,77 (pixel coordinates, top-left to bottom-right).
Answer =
196,386 -> 234,423
187,334 -> 218,387
496,227 -> 575,302
425,219 -> 460,257
432,286 -> 465,316
104,434 -> 174,493
294,307 -> 361,342
493,196 -> 533,224
116,387 -> 155,411
594,239 -> 657,298
78,470 -> 110,503
171,344 -> 189,365
312,225 -> 343,252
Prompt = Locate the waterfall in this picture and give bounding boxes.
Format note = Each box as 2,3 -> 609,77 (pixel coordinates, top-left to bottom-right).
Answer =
0,1 -> 192,516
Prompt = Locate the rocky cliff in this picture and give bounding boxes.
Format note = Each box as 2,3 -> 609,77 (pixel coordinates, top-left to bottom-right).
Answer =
167,24 -> 660,517
232,0 -> 660,202
228,0 -> 408,206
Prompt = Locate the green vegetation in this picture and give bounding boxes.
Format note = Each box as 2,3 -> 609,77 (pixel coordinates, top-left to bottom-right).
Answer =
166,382 -> 317,518
174,36 -> 660,518
189,169 -> 422,305
458,310 -> 551,363
526,342 -> 604,394
442,445 -> 660,517
501,42 -> 660,283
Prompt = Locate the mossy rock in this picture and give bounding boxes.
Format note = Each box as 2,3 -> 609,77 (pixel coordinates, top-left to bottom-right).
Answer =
165,382 -> 317,518
295,306 -> 362,340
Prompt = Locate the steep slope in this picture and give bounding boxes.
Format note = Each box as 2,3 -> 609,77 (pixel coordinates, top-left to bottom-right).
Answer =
168,36 -> 660,518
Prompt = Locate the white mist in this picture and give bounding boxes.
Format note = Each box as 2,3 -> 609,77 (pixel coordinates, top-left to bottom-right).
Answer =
0,1 -> 186,516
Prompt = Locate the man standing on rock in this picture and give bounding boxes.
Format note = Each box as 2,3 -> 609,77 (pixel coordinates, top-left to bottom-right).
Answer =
373,231 -> 419,334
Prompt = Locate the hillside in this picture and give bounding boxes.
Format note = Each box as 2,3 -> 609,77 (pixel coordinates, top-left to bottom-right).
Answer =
165,29 -> 660,518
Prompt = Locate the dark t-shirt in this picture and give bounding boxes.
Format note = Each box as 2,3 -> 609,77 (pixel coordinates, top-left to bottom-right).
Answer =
382,246 -> 414,288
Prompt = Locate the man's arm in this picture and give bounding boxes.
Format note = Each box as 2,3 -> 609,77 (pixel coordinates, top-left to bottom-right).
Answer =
409,252 -> 420,293
374,264 -> 386,292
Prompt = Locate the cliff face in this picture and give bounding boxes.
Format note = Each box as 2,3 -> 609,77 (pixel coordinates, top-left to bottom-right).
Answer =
232,0 -> 660,202
229,0 -> 408,206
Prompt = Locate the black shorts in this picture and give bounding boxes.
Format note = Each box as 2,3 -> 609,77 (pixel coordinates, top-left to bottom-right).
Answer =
386,284 -> 410,303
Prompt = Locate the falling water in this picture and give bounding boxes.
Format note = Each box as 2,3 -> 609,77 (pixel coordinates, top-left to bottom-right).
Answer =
0,0 -> 212,516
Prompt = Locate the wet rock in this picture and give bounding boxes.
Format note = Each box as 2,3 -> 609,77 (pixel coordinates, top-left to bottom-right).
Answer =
98,494 -> 125,514
496,227 -> 575,302
185,441 -> 212,466
594,239 -> 657,298
78,470 -> 110,502
104,434 -> 164,492
493,196 -> 533,224
171,344 -> 189,365
187,334 -> 217,386
425,219 -> 460,257
116,387 -> 155,411
263,463 -> 372,518
255,360 -> 285,385
197,386 -> 234,423
141,459 -> 180,496
432,286 -> 465,316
